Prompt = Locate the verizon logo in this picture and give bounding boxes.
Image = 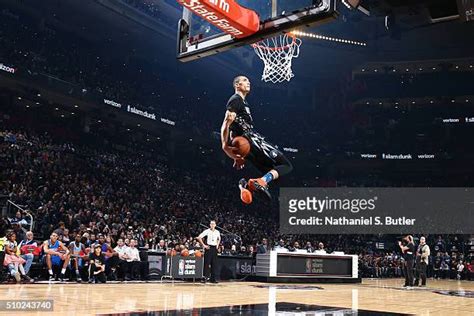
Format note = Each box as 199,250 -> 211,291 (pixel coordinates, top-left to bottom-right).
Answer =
177,0 -> 245,37
0,63 -> 16,74
209,0 -> 230,13
160,118 -> 176,126
103,99 -> 122,109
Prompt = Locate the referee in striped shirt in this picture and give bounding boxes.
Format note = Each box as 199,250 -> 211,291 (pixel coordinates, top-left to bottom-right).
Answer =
198,220 -> 221,283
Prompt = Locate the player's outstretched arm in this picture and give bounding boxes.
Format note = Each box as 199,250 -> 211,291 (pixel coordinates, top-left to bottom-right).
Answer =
221,110 -> 242,160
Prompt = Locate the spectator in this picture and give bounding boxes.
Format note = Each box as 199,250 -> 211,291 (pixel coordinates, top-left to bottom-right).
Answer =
88,244 -> 106,283
440,260 -> 449,279
62,229 -> 70,244
11,223 -> 26,244
152,239 -> 166,252
275,239 -> 287,252
433,236 -> 445,253
289,241 -> 300,252
68,233 -> 86,282
96,234 -> 119,280
466,260 -> 474,281
3,232 -> 32,283
10,211 -> 28,227
433,252 -> 442,279
43,232 -> 71,281
125,239 -> 141,280
248,245 -> 254,257
456,261 -> 465,280
315,242 -> 327,254
53,222 -> 66,238
113,238 -> 130,281
18,231 -> 37,275
256,238 -> 268,254
89,234 -> 97,247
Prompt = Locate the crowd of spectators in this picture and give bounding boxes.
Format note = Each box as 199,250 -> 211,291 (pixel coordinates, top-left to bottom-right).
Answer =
1,123 -> 472,282
357,235 -> 473,280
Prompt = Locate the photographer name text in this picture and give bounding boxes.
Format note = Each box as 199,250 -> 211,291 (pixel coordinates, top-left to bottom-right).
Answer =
288,216 -> 416,226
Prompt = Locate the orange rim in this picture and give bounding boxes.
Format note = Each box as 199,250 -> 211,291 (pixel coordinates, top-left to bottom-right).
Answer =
251,33 -> 298,51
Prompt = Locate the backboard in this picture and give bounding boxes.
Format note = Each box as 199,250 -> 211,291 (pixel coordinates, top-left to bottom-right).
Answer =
177,0 -> 338,62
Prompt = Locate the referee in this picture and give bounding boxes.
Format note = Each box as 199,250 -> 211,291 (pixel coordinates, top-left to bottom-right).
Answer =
197,220 -> 221,283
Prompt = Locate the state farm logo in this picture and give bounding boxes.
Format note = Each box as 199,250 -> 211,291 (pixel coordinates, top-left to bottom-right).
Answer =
177,0 -> 244,37
208,0 -> 230,13
0,63 -> 16,74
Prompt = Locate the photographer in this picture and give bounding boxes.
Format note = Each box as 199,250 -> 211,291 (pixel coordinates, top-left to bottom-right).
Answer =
398,235 -> 415,287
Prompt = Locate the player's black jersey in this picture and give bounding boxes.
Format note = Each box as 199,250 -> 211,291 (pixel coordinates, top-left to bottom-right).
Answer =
224,93 -> 293,177
226,94 -> 254,136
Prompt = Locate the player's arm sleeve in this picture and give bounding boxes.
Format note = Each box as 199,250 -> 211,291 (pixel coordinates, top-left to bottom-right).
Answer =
198,230 -> 207,239
226,98 -> 243,113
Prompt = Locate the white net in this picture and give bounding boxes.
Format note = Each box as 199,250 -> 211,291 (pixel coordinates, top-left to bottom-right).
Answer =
252,34 -> 302,83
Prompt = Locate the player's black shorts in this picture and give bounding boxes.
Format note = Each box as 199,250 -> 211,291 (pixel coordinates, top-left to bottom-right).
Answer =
242,131 -> 293,176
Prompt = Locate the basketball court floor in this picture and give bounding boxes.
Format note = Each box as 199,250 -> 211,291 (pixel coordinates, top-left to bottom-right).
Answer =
2,279 -> 472,315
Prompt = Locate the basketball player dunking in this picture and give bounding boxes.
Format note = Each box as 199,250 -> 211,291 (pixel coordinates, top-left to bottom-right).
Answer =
221,75 -> 293,203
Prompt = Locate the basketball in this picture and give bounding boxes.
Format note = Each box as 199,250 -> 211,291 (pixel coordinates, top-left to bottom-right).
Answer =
231,136 -> 250,157
194,250 -> 202,257
181,249 -> 189,257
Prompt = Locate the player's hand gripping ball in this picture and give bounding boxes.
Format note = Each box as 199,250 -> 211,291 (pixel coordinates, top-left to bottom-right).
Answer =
231,136 -> 250,157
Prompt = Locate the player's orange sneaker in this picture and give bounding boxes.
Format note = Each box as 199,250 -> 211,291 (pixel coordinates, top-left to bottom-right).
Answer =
248,178 -> 272,201
239,178 -> 253,204
240,188 -> 253,204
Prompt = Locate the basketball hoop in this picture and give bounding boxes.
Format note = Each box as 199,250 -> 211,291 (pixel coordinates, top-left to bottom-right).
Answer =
251,33 -> 302,83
